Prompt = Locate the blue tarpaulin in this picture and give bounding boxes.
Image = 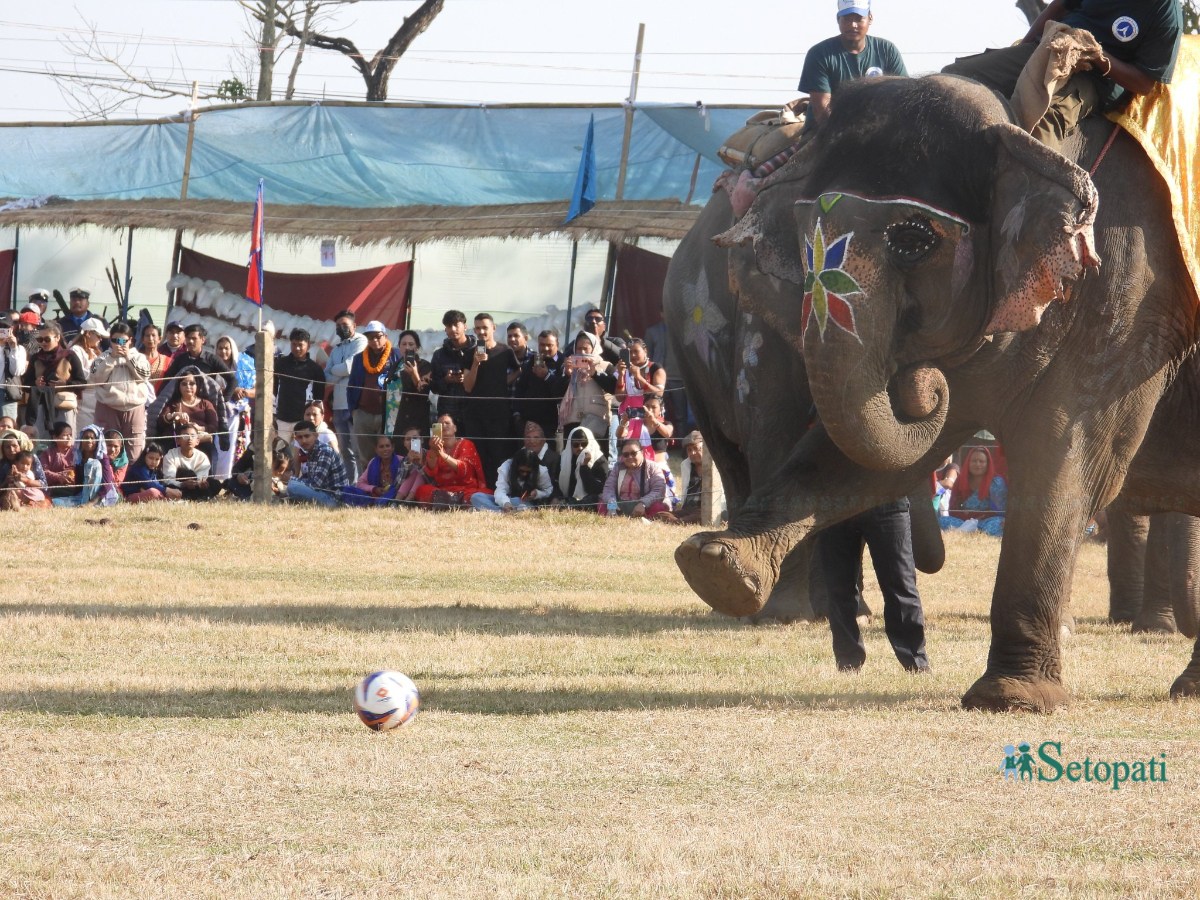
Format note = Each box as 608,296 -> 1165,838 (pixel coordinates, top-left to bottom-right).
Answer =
0,102 -> 754,208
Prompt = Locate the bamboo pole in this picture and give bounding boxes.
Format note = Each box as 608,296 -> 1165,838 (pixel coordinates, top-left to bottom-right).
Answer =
169,82 -> 200,311
603,24 -> 645,318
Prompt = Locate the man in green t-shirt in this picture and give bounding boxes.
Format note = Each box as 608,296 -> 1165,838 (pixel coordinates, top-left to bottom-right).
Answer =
798,0 -> 908,132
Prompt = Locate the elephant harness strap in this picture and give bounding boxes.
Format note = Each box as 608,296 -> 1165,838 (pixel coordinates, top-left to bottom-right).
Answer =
1088,124 -> 1120,177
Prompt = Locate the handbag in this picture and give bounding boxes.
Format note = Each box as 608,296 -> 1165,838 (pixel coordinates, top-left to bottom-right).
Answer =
54,390 -> 79,411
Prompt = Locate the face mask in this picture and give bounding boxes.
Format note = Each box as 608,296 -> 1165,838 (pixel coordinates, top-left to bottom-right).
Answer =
335,324 -> 352,340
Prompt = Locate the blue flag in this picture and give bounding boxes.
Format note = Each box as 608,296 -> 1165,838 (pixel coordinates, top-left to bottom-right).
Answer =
565,115 -> 597,223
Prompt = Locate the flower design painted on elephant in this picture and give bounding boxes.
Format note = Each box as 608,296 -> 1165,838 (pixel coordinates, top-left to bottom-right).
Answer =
802,221 -> 862,342
681,267 -> 729,365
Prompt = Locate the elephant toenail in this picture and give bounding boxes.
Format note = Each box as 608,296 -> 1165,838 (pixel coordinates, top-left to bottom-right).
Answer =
701,543 -> 726,560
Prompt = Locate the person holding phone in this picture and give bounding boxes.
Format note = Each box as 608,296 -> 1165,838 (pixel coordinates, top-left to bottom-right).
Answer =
430,310 -> 476,425
557,332 -> 617,445
87,321 -> 153,462
412,412 -> 490,508
0,315 -> 27,423
471,446 -> 553,513
391,329 -> 433,437
515,329 -> 566,439
463,313 -> 517,490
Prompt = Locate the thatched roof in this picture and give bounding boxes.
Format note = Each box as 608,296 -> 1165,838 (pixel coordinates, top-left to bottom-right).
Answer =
0,196 -> 706,245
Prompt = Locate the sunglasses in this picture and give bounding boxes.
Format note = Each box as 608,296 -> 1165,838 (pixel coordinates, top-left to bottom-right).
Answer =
36,337 -> 53,344
586,316 -> 604,322
621,450 -> 640,459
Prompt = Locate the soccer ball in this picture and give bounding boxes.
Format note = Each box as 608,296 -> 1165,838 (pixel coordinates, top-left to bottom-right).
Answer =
354,670 -> 420,731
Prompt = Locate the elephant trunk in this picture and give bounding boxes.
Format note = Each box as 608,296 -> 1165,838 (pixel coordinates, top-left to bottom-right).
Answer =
805,333 -> 948,471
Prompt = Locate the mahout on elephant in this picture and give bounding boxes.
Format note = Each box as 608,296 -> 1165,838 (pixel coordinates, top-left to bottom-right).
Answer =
663,186 -> 944,626
672,71 -> 1200,710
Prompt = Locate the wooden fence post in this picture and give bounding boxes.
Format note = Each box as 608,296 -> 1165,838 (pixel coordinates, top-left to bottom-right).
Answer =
252,329 -> 275,503
701,444 -> 724,527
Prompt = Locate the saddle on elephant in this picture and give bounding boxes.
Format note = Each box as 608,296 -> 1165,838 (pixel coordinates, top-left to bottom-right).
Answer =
717,98 -> 808,175
1013,26 -> 1200,307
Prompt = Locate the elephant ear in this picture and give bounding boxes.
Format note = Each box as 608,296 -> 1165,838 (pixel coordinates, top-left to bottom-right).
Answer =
713,183 -> 807,285
985,122 -> 1101,334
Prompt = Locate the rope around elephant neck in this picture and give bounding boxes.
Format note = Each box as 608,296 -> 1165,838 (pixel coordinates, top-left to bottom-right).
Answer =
1089,124 -> 1122,177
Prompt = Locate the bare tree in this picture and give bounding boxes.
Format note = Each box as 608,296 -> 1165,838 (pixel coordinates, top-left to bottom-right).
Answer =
252,0 -> 445,101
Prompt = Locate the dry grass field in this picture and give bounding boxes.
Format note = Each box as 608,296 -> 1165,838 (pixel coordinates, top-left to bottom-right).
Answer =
1,504 -> 1198,899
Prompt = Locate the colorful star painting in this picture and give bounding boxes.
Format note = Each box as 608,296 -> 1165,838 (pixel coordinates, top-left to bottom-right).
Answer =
802,219 -> 862,343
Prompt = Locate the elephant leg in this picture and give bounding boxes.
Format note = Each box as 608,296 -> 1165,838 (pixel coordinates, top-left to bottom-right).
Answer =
1105,507 -> 1148,625
1170,633 -> 1200,698
961,475 -> 1089,713
1133,513 -> 1178,634
744,543 -> 819,624
1168,514 -> 1200,640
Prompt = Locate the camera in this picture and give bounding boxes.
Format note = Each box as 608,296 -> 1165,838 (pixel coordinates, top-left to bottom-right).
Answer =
619,347 -> 631,367
0,328 -> 10,340
409,437 -> 421,454
627,407 -> 645,420
404,350 -> 418,364
431,422 -> 443,440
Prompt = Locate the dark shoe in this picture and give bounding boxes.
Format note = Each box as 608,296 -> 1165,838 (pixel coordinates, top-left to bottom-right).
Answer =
905,663 -> 932,675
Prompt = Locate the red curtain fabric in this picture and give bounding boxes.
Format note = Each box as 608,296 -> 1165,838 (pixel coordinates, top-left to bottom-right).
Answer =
179,248 -> 411,327
610,244 -> 670,342
0,249 -> 15,310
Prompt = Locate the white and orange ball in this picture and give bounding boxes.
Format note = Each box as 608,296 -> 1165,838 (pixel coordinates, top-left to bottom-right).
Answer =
354,670 -> 420,731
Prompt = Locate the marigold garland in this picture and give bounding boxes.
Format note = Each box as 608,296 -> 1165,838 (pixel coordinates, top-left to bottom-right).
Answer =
363,339 -> 393,375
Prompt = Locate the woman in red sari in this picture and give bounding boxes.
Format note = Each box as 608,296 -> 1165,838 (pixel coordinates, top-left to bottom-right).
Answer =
413,412 -> 491,507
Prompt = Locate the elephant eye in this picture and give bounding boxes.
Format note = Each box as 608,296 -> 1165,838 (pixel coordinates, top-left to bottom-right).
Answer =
885,216 -> 940,265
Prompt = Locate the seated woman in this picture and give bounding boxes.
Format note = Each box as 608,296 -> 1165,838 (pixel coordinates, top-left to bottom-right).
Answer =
342,435 -> 403,507
123,442 -> 179,503
940,446 -> 1007,537
156,367 -> 220,461
0,428 -> 51,510
39,420 -> 77,498
658,430 -> 706,525
412,413 -> 490,508
471,447 -> 553,513
598,439 -> 669,519
104,429 -> 129,489
555,425 -> 608,508
52,424 -> 121,507
393,427 -> 429,503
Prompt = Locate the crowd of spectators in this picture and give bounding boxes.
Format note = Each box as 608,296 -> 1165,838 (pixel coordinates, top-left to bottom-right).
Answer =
1,293 -> 711,523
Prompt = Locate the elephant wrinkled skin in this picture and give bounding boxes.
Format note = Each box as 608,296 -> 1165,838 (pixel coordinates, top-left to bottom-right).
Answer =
671,74 -> 1200,710
664,188 -> 944,624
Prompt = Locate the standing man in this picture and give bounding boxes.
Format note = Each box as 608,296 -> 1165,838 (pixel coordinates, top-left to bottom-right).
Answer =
817,498 -> 930,673
464,313 -> 517,489
515,329 -> 566,441
324,309 -> 368,481
161,324 -> 235,396
581,307 -> 623,365
505,321 -> 533,437
59,288 -> 105,343
430,309 -> 475,425
347,321 -> 401,466
799,0 -> 908,133
943,0 -> 1181,152
273,328 -> 326,447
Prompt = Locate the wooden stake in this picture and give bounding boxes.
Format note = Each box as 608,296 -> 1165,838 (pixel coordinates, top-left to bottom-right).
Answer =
252,329 -> 275,503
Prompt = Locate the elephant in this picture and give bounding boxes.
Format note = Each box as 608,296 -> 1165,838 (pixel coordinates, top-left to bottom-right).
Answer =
671,72 -> 1200,710
1105,508 -> 1200,638
664,185 -> 945,625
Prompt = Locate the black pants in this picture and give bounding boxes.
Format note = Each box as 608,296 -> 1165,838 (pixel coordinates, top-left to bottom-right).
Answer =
465,409 -> 511,489
817,499 -> 928,671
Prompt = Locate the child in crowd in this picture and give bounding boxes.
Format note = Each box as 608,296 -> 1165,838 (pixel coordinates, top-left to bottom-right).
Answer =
52,424 -> 121,507
39,420 -> 76,497
124,443 -> 180,503
4,450 -> 51,509
342,435 -> 403,506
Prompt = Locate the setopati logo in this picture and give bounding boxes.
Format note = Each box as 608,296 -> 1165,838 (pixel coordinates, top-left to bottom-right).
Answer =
999,741 -> 1167,790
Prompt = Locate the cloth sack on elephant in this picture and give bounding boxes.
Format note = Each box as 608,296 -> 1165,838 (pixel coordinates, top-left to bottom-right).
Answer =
1106,34 -> 1200,308
1009,21 -> 1103,133
717,99 -> 808,172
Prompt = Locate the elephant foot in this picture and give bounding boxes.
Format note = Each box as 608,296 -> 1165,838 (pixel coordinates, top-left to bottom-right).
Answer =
1169,671 -> 1200,699
961,673 -> 1070,713
1108,611 -> 1136,626
1132,618 -> 1177,636
676,531 -> 776,618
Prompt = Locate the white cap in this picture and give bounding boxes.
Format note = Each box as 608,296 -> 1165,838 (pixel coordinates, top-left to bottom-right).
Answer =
838,0 -> 871,15
362,320 -> 387,334
80,318 -> 109,337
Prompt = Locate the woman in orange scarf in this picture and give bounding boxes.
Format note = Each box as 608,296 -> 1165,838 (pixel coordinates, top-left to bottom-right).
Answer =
412,412 -> 490,507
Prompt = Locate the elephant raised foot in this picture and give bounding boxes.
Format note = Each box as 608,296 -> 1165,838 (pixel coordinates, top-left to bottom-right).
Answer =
961,673 -> 1071,713
675,531 -> 786,618
1169,671 -> 1200,699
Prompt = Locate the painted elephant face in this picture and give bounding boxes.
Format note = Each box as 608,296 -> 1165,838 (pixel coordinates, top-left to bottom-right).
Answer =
716,91 -> 1100,472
